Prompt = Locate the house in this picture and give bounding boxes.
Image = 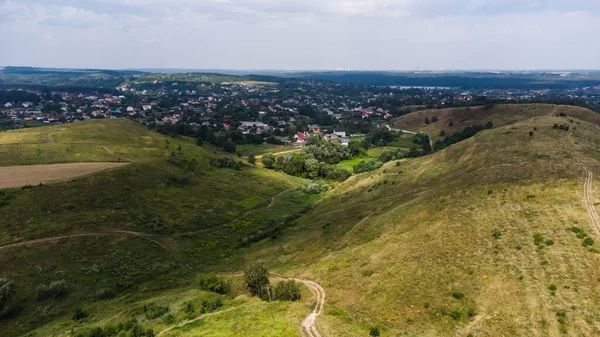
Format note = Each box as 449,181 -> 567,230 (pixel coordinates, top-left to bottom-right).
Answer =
333,129 -> 346,138
340,138 -> 350,146
238,121 -> 271,134
333,114 -> 342,120
295,132 -> 308,143
4,102 -> 12,108
143,105 -> 152,111
127,106 -> 135,112
308,124 -> 321,134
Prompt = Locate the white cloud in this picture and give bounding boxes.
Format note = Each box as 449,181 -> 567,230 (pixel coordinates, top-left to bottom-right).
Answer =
0,0 -> 599,69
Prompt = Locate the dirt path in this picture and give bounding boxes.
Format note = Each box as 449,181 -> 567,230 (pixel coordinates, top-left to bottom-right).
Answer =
564,133 -> 600,236
0,229 -> 167,251
294,278 -> 325,337
256,149 -> 301,159
47,134 -> 55,144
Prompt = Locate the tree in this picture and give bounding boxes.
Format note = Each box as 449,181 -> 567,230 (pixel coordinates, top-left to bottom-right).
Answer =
261,153 -> 276,169
0,278 -> 15,318
248,154 -> 256,165
529,131 -> 534,138
244,261 -> 270,299
198,273 -> 231,294
273,280 -> 301,301
222,139 -> 237,153
424,117 -> 431,125
431,115 -> 439,123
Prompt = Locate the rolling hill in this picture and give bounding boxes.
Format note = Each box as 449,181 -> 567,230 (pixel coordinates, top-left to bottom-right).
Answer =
0,119 -> 318,337
392,104 -> 600,138
3,105 -> 600,336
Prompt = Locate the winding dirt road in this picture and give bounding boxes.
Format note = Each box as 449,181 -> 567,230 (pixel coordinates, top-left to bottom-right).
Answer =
564,133 -> 600,236
294,278 -> 325,337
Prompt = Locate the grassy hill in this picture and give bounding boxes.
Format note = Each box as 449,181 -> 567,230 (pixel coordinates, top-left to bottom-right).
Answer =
245,112 -> 600,336
4,107 -> 600,336
392,104 -> 600,138
0,119 -> 318,336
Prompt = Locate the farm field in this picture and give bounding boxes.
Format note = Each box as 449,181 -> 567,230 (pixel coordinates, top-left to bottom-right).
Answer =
0,162 -> 129,189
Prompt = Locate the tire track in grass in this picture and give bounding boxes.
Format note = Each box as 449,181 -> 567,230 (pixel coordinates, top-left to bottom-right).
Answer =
564,133 -> 600,236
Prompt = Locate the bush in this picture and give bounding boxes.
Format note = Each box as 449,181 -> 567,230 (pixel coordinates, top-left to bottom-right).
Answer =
451,291 -> 465,300
449,309 -> 462,320
244,261 -> 270,298
548,284 -> 557,291
583,237 -> 595,247
162,314 -> 176,325
327,168 -> 351,181
273,280 -> 301,301
545,239 -> 554,246
261,153 -> 276,169
369,326 -> 381,336
72,307 -> 88,321
304,183 -> 327,195
144,303 -> 169,320
248,154 -> 256,165
492,228 -> 502,240
0,190 -> 15,207
354,159 -> 383,174
210,157 -> 242,170
198,273 -> 231,295
37,280 -> 68,301
533,233 -> 544,246
0,278 -> 16,318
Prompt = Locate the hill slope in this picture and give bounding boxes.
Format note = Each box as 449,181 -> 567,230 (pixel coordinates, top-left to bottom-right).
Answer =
248,113 -> 600,336
392,103 -> 600,138
0,119 -> 317,337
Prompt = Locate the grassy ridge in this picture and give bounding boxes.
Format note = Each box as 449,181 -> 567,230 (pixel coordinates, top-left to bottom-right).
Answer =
246,114 -> 600,336
392,103 -> 600,138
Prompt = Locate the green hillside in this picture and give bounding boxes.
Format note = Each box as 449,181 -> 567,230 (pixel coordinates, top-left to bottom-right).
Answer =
0,119 -> 317,337
3,107 -> 600,336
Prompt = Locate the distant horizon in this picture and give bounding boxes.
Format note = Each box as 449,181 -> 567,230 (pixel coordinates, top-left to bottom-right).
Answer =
3,66 -> 600,74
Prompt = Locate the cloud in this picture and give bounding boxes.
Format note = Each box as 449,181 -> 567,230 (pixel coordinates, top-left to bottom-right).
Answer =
0,0 -> 599,70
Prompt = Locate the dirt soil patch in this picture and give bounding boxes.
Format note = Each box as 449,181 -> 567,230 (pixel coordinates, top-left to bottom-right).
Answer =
0,162 -> 129,189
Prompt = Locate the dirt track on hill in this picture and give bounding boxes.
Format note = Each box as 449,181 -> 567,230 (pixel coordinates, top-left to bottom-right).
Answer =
564,133 -> 600,236
0,162 -> 130,189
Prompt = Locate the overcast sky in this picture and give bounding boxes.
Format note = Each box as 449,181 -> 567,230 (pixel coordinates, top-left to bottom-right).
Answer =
1,0 -> 599,70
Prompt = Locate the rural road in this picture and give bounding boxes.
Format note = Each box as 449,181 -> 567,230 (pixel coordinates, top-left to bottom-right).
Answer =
294,278 -> 325,337
564,133 -> 600,236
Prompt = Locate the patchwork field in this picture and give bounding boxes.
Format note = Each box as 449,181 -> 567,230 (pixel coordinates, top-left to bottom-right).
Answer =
0,162 -> 129,189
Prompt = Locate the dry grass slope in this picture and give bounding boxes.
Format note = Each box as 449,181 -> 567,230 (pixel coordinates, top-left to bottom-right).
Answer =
247,112 -> 600,336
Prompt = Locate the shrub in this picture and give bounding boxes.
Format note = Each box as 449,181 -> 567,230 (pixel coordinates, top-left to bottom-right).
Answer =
545,240 -> 554,246
304,183 -> 327,195
198,273 -> 231,295
548,284 -> 557,291
72,307 -> 88,321
210,157 -> 242,170
248,154 -> 256,165
533,233 -> 544,246
144,304 -> 169,320
244,261 -> 270,298
162,314 -> 176,325
369,327 -> 381,336
449,309 -> 462,320
261,153 -> 276,169
37,280 -> 68,301
553,124 -> 559,129
451,291 -> 465,300
200,297 -> 223,313
583,237 -> 595,247
95,288 -> 117,300
354,159 -> 383,174
274,280 -> 301,301
492,228 -> 502,240
0,190 -> 15,207
0,278 -> 16,318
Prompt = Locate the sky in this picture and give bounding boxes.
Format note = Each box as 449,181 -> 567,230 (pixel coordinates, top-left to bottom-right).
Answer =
1,0 -> 599,70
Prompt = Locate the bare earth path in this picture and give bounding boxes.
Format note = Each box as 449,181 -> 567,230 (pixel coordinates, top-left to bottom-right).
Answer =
564,133 -> 600,236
